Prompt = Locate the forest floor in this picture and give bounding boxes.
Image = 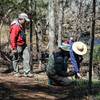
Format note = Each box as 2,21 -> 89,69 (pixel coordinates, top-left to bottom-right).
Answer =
0,69 -> 100,100
0,27 -> 100,100
0,45 -> 100,100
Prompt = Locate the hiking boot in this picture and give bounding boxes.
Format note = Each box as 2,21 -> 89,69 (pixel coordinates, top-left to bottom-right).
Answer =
23,72 -> 33,77
14,73 -> 21,77
48,79 -> 54,85
27,73 -> 34,77
61,78 -> 73,86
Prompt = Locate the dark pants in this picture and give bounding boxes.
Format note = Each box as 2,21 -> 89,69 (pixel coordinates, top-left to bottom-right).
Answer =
47,73 -> 72,86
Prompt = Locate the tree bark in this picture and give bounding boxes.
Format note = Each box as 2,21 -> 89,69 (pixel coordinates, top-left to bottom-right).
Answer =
58,0 -> 64,46
88,0 -> 96,93
48,0 -> 55,54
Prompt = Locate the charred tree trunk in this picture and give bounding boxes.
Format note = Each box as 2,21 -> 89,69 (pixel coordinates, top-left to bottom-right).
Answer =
88,0 -> 96,93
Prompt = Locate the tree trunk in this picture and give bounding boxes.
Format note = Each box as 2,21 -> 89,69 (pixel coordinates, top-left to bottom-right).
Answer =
28,0 -> 33,51
0,8 -> 12,50
88,0 -> 96,93
35,22 -> 43,69
48,0 -> 55,54
58,0 -> 64,46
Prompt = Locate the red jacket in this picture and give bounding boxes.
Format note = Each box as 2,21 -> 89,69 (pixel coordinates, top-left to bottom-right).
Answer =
10,20 -> 26,50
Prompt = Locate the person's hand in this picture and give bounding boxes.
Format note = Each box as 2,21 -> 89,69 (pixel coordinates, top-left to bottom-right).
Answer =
12,49 -> 17,54
76,73 -> 82,79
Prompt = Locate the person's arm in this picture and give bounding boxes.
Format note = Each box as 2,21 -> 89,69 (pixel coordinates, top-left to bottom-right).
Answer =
79,55 -> 83,63
10,25 -> 20,50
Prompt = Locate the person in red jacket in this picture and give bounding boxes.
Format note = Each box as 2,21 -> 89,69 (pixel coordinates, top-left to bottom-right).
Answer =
10,13 -> 33,77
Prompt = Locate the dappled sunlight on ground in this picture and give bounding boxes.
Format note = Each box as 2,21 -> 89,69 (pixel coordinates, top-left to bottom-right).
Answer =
0,73 -> 100,100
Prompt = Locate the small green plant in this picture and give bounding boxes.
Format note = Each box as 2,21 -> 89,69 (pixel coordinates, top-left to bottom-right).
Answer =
93,45 -> 100,63
95,93 -> 100,100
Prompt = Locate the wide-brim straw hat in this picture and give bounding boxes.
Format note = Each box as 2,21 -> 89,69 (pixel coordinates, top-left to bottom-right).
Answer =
72,41 -> 87,55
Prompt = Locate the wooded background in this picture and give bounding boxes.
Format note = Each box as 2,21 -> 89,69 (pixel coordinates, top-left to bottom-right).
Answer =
0,0 -> 100,79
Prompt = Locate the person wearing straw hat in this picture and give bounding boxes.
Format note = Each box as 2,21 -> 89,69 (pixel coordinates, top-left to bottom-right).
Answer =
69,41 -> 87,79
10,13 -> 33,77
46,44 -> 73,86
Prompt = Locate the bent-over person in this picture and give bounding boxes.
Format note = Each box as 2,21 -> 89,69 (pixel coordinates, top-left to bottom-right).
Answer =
46,46 -> 73,86
69,41 -> 87,79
